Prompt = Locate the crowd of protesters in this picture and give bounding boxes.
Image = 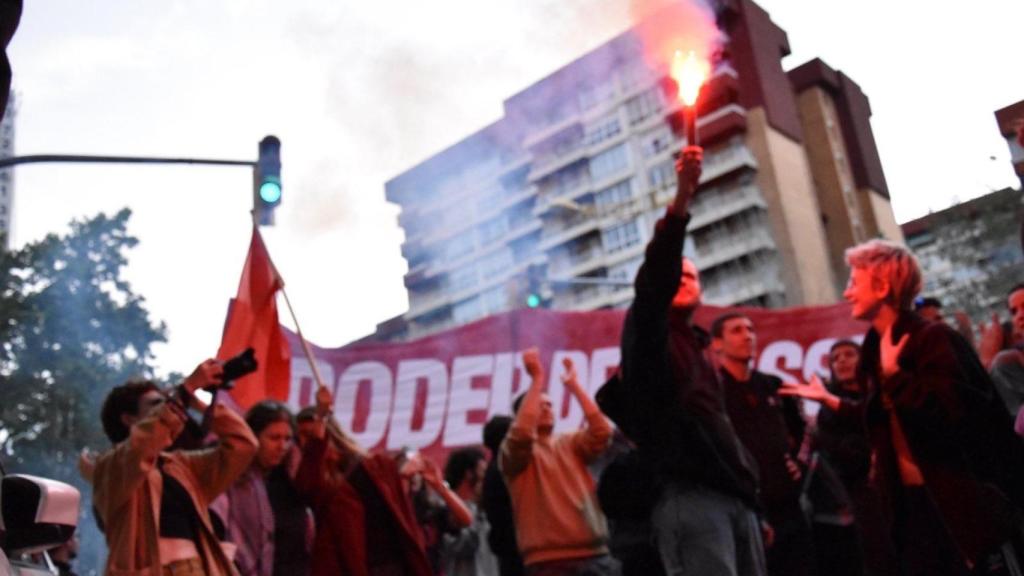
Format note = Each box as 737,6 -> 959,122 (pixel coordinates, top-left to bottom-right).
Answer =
74,143 -> 1024,576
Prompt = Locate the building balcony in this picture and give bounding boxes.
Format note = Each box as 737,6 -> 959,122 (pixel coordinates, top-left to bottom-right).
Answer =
558,283 -> 635,311
689,185 -> 767,231
407,291 -> 451,320
528,128 -> 630,183
533,177 -> 593,216
522,112 -> 584,150
549,246 -> 605,279
539,215 -> 600,251
692,230 -> 775,271
417,185 -> 538,249
703,273 -> 785,306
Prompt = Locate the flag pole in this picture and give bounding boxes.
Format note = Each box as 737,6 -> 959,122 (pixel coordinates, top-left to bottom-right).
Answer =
278,282 -> 364,456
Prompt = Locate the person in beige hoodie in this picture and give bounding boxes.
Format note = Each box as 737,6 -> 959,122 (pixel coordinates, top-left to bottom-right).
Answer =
91,359 -> 258,576
499,349 -> 613,576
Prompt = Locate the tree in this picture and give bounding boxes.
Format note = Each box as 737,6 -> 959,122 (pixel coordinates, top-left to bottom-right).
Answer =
0,208 -> 166,575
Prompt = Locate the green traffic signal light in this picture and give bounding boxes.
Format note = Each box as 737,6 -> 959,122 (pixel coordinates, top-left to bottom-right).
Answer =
526,294 -> 541,308
255,135 -> 282,225
259,178 -> 282,203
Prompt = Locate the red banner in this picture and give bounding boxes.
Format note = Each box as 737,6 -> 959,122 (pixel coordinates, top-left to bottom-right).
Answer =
282,304 -> 866,463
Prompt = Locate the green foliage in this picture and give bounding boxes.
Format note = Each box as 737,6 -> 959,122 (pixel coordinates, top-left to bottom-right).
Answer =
0,208 -> 166,575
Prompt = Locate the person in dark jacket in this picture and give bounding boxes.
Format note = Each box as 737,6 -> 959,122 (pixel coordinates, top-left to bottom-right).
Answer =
783,239 -> 1024,575
711,312 -> 816,576
792,340 -> 900,576
602,146 -> 765,576
481,415 -> 524,576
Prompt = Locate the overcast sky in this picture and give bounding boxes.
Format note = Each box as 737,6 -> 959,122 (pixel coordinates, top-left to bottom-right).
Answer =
7,0 -> 1022,376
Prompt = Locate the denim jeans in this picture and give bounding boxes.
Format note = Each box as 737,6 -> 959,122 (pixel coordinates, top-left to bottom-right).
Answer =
651,483 -> 767,576
525,554 -> 617,576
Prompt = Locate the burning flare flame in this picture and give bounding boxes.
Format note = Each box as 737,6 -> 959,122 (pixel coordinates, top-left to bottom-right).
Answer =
672,49 -> 709,106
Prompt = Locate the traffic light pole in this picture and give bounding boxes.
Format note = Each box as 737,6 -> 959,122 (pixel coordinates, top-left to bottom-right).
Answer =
0,154 -> 255,169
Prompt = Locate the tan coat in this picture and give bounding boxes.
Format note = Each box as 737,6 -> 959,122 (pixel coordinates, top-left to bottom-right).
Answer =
93,402 -> 258,576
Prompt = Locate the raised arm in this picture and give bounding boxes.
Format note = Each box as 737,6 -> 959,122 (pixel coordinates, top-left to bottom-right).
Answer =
632,146 -> 702,327
177,360 -> 258,503
562,357 -> 612,462
420,456 -> 474,528
315,383 -> 366,464
500,348 -> 545,478
93,399 -> 187,521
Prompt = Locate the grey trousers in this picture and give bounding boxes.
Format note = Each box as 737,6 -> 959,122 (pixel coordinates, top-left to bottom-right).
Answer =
651,484 -> 767,576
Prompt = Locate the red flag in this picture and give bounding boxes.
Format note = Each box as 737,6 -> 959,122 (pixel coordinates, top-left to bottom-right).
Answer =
218,225 -> 290,411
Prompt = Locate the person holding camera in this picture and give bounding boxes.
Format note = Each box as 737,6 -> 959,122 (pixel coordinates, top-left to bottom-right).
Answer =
92,359 -> 258,576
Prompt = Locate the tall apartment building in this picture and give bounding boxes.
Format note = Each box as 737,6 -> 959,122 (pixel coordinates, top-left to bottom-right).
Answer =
384,0 -> 901,341
0,90 -> 14,248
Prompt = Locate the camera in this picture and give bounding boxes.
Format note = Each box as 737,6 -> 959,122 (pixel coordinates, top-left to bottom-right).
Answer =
209,348 -> 258,391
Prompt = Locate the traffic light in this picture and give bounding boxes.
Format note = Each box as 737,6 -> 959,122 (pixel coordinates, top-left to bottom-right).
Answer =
525,264 -> 547,309
254,135 -> 282,225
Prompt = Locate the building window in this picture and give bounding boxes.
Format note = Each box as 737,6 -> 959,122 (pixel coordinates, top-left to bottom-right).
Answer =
445,234 -> 476,261
603,220 -> 641,253
480,286 -> 508,314
625,87 -> 664,125
647,159 -> 676,191
478,214 -> 509,245
578,82 -> 615,112
589,143 -> 629,182
448,266 -> 479,293
477,249 -> 514,280
595,178 -> 633,207
584,115 -> 622,147
453,296 -> 485,325
608,257 -> 642,282
641,126 -> 672,158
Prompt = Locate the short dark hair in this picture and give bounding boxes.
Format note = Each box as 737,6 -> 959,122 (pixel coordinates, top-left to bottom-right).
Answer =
482,415 -> 512,454
710,312 -> 750,338
512,393 -> 526,415
101,380 -> 161,444
1008,283 -> 1024,304
245,400 -> 294,436
829,339 -> 861,356
444,447 -> 486,488
295,406 -> 318,423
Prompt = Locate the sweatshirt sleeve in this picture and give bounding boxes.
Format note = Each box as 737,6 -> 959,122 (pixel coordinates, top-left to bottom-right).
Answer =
632,207 -> 690,332
179,403 -> 258,504
499,404 -> 539,479
572,403 -> 613,463
93,403 -> 185,522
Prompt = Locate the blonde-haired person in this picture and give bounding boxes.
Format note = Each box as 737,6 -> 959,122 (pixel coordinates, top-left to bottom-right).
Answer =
782,239 -> 1024,575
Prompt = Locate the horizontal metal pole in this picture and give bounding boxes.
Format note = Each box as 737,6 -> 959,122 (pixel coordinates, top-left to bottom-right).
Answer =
548,277 -> 633,287
0,154 -> 255,169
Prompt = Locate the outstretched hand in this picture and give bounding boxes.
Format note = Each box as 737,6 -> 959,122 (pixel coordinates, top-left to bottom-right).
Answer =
779,374 -> 828,402
183,359 -> 223,395
978,313 -> 1004,369
880,324 -> 909,379
673,145 -> 703,214
316,385 -> 333,416
560,357 -> 582,393
523,348 -> 545,384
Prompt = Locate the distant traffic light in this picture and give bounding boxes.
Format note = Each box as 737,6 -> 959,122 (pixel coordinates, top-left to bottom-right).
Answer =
525,264 -> 546,309
254,135 -> 281,225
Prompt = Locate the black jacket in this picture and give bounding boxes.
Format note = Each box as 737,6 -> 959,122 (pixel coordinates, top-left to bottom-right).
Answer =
604,208 -> 759,508
855,311 -> 1024,565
